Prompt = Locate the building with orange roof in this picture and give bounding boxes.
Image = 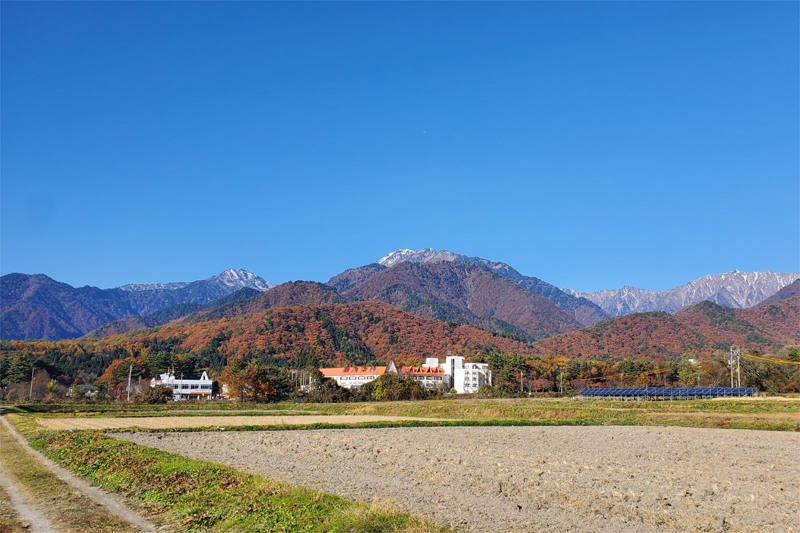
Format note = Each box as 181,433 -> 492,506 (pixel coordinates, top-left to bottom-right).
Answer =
398,365 -> 447,389
319,361 -> 396,389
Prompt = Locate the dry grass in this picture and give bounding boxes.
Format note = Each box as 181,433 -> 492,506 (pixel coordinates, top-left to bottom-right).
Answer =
0,422 -> 140,533
35,414 -> 452,431
0,484 -> 27,533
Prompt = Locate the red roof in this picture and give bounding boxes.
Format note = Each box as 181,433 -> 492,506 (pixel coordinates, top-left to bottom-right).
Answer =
400,366 -> 446,376
320,366 -> 387,378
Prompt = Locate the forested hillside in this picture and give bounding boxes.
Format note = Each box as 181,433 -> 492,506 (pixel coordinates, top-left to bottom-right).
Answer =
531,297 -> 799,360
0,301 -> 537,381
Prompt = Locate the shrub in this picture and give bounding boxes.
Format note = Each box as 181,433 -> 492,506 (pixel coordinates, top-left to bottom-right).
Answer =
132,385 -> 173,404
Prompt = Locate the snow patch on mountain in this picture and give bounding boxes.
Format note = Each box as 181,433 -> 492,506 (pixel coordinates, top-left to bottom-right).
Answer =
565,271 -> 800,315
120,269 -> 275,292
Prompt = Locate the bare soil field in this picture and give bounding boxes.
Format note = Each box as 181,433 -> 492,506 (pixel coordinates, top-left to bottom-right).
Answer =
117,426 -> 799,533
36,414 -> 449,431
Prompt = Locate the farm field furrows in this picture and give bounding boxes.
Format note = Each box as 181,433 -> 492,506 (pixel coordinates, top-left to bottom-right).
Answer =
118,426 -> 800,533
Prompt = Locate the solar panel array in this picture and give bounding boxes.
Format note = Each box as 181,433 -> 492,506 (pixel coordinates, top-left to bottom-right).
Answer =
578,387 -> 754,398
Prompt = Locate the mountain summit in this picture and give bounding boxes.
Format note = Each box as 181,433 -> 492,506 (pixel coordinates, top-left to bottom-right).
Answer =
337,248 -> 609,326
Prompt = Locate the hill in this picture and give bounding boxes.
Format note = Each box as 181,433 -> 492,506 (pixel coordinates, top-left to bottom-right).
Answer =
181,282 -> 346,324
340,262 -> 582,341
531,297 -> 800,360
4,301 -> 538,379
369,248 -> 608,326
566,271 -> 800,316
1,270 -> 273,340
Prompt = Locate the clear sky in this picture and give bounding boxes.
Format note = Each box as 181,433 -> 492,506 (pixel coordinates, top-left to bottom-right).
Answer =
2,2 -> 798,292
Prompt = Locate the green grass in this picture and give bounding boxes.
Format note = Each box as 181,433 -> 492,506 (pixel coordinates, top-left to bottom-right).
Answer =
30,431 -> 449,533
0,423 -> 139,533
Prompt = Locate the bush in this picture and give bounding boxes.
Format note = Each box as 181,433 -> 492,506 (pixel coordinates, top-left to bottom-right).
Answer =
132,385 -> 173,404
355,373 -> 435,402
302,371 -> 352,403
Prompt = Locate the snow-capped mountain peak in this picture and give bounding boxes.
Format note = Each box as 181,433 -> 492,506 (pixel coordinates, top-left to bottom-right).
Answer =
206,269 -> 275,291
120,269 -> 275,293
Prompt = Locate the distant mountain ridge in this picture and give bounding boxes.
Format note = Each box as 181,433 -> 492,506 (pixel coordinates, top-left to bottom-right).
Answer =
119,269 -> 274,293
1,269 -> 274,340
372,248 -> 609,326
86,287 -> 262,338
565,270 -> 800,316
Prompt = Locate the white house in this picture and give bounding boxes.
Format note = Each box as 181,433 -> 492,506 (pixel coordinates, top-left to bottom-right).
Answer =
151,370 -> 213,400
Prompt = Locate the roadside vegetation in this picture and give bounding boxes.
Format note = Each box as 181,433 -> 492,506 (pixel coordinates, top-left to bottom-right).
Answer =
29,429 -> 449,533
0,422 -> 140,533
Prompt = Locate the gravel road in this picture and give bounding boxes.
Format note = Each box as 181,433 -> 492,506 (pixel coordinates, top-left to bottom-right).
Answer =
117,426 -> 799,533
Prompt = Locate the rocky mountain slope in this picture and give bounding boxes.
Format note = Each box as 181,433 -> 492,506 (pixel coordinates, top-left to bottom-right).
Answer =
344,248 -> 608,326
86,287 -> 261,338
565,271 -> 800,316
1,270 -> 273,340
759,279 -> 800,307
338,262 -> 581,341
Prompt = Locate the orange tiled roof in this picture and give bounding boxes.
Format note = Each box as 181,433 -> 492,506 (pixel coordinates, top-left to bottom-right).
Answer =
320,366 -> 387,377
400,366 -> 446,376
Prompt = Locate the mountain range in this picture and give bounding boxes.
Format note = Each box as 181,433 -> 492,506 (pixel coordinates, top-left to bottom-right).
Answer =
1,250 -> 797,352
0,269 -> 273,340
565,270 -> 800,316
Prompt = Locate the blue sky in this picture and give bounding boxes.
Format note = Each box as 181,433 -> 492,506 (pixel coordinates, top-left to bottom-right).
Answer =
2,2 -> 798,292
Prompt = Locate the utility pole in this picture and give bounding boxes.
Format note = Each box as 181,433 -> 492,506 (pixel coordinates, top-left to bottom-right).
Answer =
127,364 -> 133,402
729,347 -> 741,388
29,367 -> 35,401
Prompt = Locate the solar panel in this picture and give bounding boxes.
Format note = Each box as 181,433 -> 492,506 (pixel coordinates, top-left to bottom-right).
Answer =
578,386 -> 754,400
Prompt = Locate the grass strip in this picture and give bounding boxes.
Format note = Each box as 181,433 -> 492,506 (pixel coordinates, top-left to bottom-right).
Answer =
0,484 -> 27,533
111,418 -> 612,434
0,423 -> 140,533
31,431 -> 450,533
105,414 -> 796,434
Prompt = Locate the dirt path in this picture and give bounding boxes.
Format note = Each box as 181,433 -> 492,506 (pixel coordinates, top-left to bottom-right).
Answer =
118,425 -> 800,533
0,468 -> 57,533
36,414 -> 450,431
0,417 -> 159,533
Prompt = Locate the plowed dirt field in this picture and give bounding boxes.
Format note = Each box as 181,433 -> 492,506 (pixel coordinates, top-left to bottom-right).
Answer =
117,426 -> 799,533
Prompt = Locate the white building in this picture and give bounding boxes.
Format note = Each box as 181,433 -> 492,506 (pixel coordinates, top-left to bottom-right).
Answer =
151,370 -> 213,400
430,356 -> 491,394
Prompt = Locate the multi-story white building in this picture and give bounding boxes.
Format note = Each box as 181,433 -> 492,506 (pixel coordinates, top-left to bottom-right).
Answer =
151,370 -> 213,400
429,356 -> 491,394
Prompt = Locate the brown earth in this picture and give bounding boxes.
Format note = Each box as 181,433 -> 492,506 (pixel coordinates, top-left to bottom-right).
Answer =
116,426 -> 799,533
